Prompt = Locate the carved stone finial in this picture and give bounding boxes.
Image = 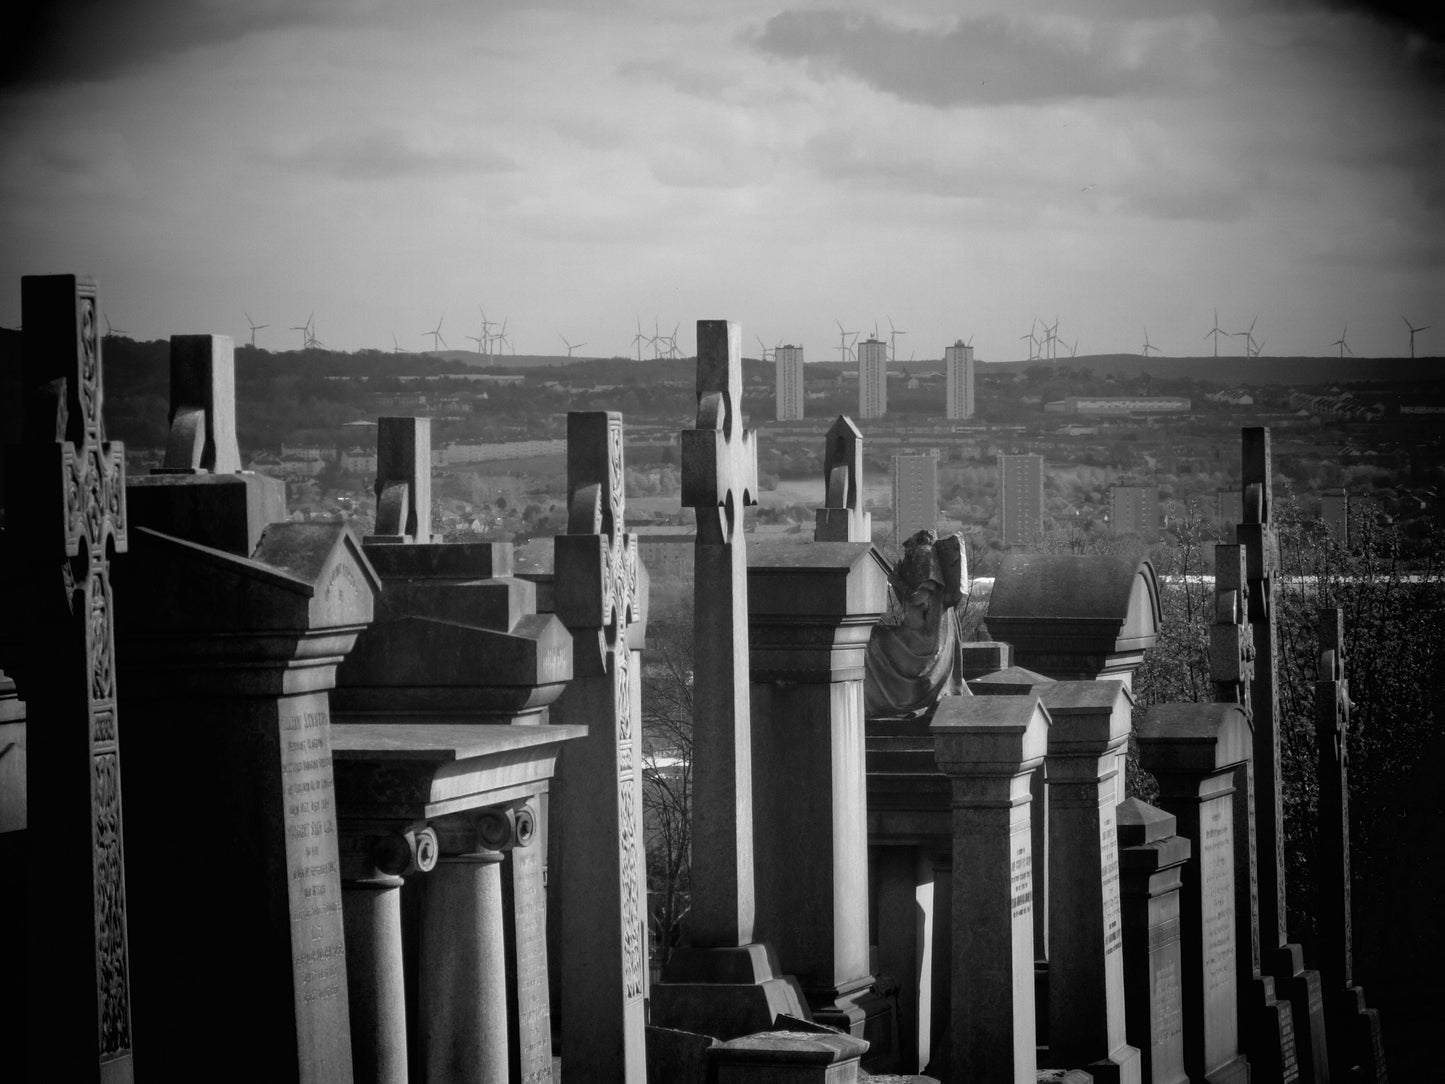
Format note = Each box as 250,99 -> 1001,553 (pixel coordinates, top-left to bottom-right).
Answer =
159,335 -> 241,474
681,321 -> 757,546
370,416 -> 432,543
814,415 -> 871,542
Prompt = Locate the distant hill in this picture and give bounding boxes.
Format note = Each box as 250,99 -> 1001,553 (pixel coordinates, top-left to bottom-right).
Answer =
810,353 -> 1445,386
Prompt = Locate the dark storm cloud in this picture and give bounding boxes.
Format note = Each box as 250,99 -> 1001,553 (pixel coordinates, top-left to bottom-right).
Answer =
4,0 -> 340,88
747,9 -> 1198,106
261,129 -> 516,182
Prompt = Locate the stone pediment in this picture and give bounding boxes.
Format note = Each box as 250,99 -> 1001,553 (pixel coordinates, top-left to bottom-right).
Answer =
122,523 -> 377,634
1038,679 -> 1133,753
931,694 -> 1050,774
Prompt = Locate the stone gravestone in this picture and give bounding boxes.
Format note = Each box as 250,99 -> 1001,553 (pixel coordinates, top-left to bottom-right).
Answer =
2,274 -> 136,1081
1116,797 -> 1190,1084
1236,428 -> 1330,1083
1313,608 -> 1387,1082
1040,681 -> 1141,1084
651,320 -> 807,1036
1137,703 -> 1251,1084
813,414 -> 871,542
367,416 -> 433,544
1210,541 -> 1299,1082
551,410 -> 650,1083
115,519 -> 377,1082
932,694 -> 1050,1084
748,540 -> 894,1062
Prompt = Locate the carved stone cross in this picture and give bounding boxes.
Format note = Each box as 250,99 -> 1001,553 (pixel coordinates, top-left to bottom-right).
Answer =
159,334 -> 241,473
679,319 -> 760,946
12,274 -> 135,1078
814,414 -> 871,542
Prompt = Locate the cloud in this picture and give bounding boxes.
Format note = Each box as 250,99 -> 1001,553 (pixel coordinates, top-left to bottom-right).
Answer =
746,8 -> 1211,106
261,128 -> 515,181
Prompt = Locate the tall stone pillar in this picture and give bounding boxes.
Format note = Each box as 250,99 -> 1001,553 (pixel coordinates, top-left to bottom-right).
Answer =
1040,680 -> 1141,1084
1138,703 -> 1251,1084
652,320 -> 806,1035
932,694 -> 1049,1084
422,810 -> 515,1084
748,541 -> 892,1055
1236,428 -> 1329,1082
343,827 -> 437,1084
551,410 -> 649,1083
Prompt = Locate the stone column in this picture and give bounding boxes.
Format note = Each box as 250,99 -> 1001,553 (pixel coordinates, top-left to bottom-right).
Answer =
342,827 -> 437,1084
1237,428 -> 1328,1083
550,410 -> 648,1083
1314,609 -> 1387,1082
1040,681 -> 1141,1084
6,274 -> 136,1082
422,807 -> 528,1084
932,694 -> 1049,1084
1138,703 -> 1252,1084
748,542 -> 891,1049
1116,798 -> 1190,1084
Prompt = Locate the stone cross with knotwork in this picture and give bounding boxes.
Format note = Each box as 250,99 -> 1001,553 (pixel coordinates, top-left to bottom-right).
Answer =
1315,607 -> 1352,983
1237,426 -> 1288,946
679,319 -> 761,947
11,274 -> 134,1076
1210,542 -> 1255,706
370,416 -> 433,543
553,410 -> 649,1079
157,334 -> 241,473
814,414 -> 871,542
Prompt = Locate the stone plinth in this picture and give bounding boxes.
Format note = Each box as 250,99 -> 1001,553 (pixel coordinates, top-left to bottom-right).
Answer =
958,641 -> 1013,680
115,522 -> 379,1083
710,1022 -> 871,1084
932,694 -> 1050,1084
748,542 -> 895,1062
1039,681 -> 1141,1084
1116,798 -> 1190,1084
1138,703 -> 1253,1084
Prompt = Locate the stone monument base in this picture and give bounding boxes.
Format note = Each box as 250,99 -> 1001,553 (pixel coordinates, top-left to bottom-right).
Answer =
651,943 -> 810,1041
807,978 -> 899,1072
1240,974 -> 1299,1082
1082,1043 -> 1143,1084
1266,944 -> 1330,1083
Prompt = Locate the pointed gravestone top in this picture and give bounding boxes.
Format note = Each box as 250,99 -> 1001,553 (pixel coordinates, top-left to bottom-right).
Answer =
369,416 -> 433,543
814,414 -> 870,542
1116,796 -> 1177,846
159,334 -> 241,473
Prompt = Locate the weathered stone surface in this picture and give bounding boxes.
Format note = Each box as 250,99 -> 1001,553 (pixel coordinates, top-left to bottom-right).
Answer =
932,694 -> 1050,1084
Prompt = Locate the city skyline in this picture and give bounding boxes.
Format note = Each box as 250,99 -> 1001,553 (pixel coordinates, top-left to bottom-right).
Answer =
2,2 -> 1440,360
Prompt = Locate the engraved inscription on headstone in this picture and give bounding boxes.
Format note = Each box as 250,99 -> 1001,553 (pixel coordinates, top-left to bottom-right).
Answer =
510,841 -> 554,1084
280,704 -> 347,1015
1101,806 -> 1122,956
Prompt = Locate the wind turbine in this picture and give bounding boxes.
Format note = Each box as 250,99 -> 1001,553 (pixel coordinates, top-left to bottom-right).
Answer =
291,312 -> 314,350
560,334 -> 587,358
467,334 -> 486,354
1232,316 -> 1258,357
887,316 -> 907,362
1251,339 -> 1266,358
835,319 -> 858,364
1204,309 -> 1225,357
1141,328 -> 1160,357
1402,315 -> 1430,358
1330,325 -> 1352,359
1064,338 -> 1078,358
1044,316 -> 1060,360
103,311 -> 127,338
425,314 -> 447,353
1019,318 -> 1040,361
755,335 -> 774,364
392,332 -> 403,354
244,312 -> 268,347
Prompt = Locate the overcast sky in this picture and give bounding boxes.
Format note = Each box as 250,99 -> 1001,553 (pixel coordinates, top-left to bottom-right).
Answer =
2,0 -> 1441,363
